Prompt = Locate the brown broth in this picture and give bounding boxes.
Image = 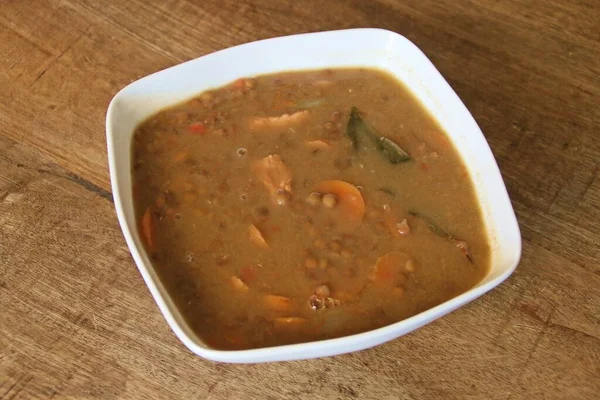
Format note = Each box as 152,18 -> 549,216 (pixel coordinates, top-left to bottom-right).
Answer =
131,68 -> 490,350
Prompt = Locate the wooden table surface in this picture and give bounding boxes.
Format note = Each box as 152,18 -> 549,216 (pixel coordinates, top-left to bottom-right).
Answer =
1,0 -> 599,399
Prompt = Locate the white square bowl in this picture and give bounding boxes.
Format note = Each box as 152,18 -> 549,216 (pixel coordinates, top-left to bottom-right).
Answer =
106,28 -> 521,363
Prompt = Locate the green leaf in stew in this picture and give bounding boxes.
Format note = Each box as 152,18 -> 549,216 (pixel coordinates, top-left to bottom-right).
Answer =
378,137 -> 411,163
346,107 -> 411,163
408,210 -> 473,263
346,106 -> 363,149
408,211 -> 450,237
378,187 -> 396,197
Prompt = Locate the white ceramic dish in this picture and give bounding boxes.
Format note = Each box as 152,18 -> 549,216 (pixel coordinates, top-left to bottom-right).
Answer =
106,28 -> 521,363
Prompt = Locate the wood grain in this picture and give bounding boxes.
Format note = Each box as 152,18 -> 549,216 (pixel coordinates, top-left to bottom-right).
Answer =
1,0 -> 599,399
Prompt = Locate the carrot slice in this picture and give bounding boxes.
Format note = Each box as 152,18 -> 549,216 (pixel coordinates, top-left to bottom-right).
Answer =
314,180 -> 365,230
370,251 -> 412,285
140,207 -> 155,251
248,224 -> 269,248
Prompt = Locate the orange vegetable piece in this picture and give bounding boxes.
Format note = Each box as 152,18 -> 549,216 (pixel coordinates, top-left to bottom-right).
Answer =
314,180 -> 365,230
264,295 -> 293,312
140,207 -> 155,251
370,251 -> 412,285
233,78 -> 246,89
248,224 -> 269,248
188,122 -> 207,135
239,265 -> 258,283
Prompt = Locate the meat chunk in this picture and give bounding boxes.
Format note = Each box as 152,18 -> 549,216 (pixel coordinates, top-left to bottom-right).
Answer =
305,140 -> 331,151
248,110 -> 310,132
248,223 -> 269,248
251,154 -> 292,201
231,276 -> 249,292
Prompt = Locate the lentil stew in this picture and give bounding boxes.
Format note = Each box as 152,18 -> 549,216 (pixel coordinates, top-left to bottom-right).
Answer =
132,68 -> 490,350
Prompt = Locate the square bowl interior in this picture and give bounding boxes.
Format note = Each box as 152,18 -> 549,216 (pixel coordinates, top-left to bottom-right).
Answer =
106,28 -> 521,363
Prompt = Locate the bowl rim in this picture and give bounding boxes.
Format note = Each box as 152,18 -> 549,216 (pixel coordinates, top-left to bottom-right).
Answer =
106,27 -> 521,363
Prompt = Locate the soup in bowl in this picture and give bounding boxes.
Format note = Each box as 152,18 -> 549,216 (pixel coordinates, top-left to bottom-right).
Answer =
132,68 -> 489,350
106,29 -> 521,363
